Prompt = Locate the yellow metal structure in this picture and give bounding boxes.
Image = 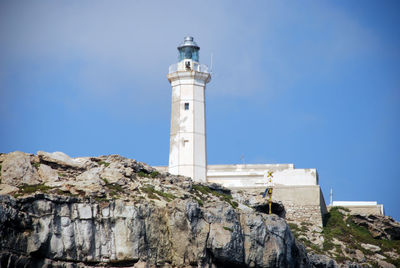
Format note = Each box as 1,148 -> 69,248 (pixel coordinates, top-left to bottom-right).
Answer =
266,171 -> 273,214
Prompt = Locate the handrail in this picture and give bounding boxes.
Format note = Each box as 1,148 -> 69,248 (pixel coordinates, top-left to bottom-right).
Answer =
168,63 -> 209,74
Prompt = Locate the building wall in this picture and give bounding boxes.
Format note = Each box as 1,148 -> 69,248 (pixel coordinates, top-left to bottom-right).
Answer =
155,164 -> 328,226
207,164 -> 318,187
328,201 -> 384,216
234,186 -> 327,227
167,70 -> 210,182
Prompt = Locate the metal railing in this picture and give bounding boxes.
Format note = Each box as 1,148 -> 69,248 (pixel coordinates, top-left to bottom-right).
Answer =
168,64 -> 178,73
168,63 -> 209,74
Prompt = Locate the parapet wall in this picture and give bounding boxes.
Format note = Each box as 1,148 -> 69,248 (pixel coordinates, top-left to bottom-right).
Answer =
155,164 -> 327,226
328,201 -> 384,216
207,164 -> 318,187
238,185 -> 327,227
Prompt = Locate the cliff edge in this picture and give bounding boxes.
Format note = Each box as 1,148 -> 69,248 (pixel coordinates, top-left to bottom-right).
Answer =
0,151 -> 309,267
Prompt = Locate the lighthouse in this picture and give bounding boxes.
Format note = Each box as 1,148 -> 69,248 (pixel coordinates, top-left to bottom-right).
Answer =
167,36 -> 211,182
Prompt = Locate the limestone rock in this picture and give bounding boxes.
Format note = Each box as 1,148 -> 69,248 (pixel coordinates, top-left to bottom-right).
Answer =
0,151 -> 40,186
354,249 -> 366,262
0,150 -> 314,267
37,151 -> 86,169
0,194 -> 310,267
69,168 -> 106,194
351,214 -> 400,240
0,184 -> 19,195
101,163 -> 126,184
377,259 -> 396,268
361,243 -> 381,252
5,151 -> 394,267
38,164 -> 59,183
308,253 -> 338,268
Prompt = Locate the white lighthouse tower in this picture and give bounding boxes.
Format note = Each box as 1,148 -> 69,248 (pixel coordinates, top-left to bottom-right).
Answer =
167,36 -> 211,182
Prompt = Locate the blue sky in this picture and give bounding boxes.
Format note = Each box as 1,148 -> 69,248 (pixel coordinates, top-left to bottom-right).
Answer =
1,1 -> 399,220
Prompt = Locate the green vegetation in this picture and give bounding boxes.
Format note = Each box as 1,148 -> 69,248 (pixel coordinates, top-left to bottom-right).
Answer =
55,189 -> 75,197
150,171 -> 160,178
32,162 -> 40,170
58,172 -> 66,177
137,170 -> 160,178
223,226 -> 234,232
299,221 -> 311,232
290,207 -> 400,266
98,161 -> 110,167
101,177 -> 110,184
194,197 -> 204,207
192,185 -> 238,209
14,183 -> 52,197
100,177 -> 123,198
137,171 -> 148,177
288,223 -> 300,235
94,196 -> 109,202
141,185 -> 177,202
106,184 -> 123,198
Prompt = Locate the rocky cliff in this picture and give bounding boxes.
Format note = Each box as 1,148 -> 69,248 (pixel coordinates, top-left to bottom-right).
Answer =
1,151 -> 399,268
0,151 -> 309,268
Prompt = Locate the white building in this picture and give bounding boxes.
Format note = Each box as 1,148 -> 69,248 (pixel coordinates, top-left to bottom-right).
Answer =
159,37 -> 383,226
167,37 -> 210,183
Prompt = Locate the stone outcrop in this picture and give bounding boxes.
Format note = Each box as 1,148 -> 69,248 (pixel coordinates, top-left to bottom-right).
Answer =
1,151 -> 40,186
351,214 -> 400,240
1,151 -> 399,267
0,151 -> 310,268
307,253 -> 337,268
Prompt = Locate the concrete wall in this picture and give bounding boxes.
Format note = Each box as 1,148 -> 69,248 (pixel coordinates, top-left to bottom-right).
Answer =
155,164 -> 327,226
234,185 -> 327,227
207,164 -> 318,187
328,201 -> 384,216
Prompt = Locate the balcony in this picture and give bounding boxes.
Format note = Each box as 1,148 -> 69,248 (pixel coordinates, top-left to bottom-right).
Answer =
168,63 -> 209,74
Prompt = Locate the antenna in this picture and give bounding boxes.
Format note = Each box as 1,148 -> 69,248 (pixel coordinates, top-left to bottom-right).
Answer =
240,154 -> 245,165
210,53 -> 213,73
330,188 -> 333,206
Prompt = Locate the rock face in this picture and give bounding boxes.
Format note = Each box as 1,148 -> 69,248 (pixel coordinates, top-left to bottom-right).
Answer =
0,195 -> 309,268
1,151 -> 40,186
351,214 -> 400,240
0,151 -> 310,268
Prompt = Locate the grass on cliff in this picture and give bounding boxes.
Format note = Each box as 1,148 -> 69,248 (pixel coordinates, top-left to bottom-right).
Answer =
32,162 -> 40,170
14,183 -> 52,197
137,171 -> 160,178
289,208 -> 400,266
98,161 -> 110,167
141,185 -> 177,202
323,207 -> 400,251
322,207 -> 400,265
192,185 -> 238,209
100,177 -> 124,198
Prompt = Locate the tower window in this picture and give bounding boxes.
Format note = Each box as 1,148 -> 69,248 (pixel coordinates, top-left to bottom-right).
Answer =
184,103 -> 189,110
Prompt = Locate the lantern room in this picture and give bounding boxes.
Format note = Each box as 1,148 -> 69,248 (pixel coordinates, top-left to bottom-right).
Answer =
178,36 -> 200,62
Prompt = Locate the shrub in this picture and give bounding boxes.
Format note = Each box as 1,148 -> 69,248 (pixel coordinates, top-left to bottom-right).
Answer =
32,162 -> 40,170
16,183 -> 51,195
150,171 -> 160,178
223,226 -> 233,232
141,185 -> 176,202
192,184 -> 238,208
98,161 -> 110,167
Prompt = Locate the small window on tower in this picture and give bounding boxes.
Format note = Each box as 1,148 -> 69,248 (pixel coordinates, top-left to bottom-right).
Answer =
184,103 -> 189,110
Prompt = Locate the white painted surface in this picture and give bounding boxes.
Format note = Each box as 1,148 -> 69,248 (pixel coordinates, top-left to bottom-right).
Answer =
167,59 -> 210,182
207,164 -> 318,187
329,202 -> 384,216
332,201 -> 378,206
